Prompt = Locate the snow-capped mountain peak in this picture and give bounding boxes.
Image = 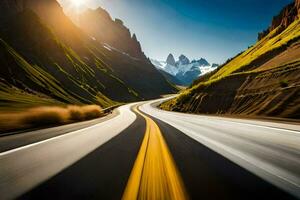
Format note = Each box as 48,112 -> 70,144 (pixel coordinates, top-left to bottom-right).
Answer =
191,58 -> 210,66
151,54 -> 218,86
176,54 -> 190,66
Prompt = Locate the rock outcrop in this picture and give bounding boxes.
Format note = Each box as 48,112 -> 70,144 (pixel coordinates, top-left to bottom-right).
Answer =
166,53 -> 176,66
258,0 -> 299,40
151,55 -> 216,86
176,55 -> 190,66
72,7 -> 146,60
211,63 -> 219,68
191,58 -> 210,66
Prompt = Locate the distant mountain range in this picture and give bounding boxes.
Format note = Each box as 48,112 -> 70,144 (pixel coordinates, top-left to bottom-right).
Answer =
161,0 -> 300,119
151,54 -> 218,86
0,0 -> 176,109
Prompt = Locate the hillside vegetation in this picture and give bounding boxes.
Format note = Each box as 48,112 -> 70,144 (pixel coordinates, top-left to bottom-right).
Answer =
0,105 -> 104,132
0,0 -> 176,111
162,0 -> 300,119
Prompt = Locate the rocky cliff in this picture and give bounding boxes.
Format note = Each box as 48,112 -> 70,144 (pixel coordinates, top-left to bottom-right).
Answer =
71,7 -> 146,60
176,55 -> 190,66
258,0 -> 300,40
166,53 -> 176,66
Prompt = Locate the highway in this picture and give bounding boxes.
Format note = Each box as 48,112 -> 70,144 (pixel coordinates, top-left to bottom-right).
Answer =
0,99 -> 299,200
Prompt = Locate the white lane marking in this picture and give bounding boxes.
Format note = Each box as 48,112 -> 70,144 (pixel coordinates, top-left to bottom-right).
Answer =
0,104 -> 138,200
179,124 -> 300,196
140,101 -> 300,198
0,123 -> 108,157
151,106 -> 300,134
202,118 -> 300,134
148,98 -> 300,133
0,104 -> 132,157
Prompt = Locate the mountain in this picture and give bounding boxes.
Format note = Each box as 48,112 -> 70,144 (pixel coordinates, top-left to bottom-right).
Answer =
0,0 -> 176,110
176,55 -> 190,66
211,63 -> 219,68
156,69 -> 183,86
258,1 -> 298,40
166,53 -> 176,66
151,54 -> 218,86
161,0 -> 300,119
191,58 -> 210,66
69,7 -> 147,60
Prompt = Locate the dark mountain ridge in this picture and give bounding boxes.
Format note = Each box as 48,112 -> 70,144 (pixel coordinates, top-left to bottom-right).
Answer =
191,58 -> 210,66
0,0 -> 176,110
71,7 -> 146,60
176,55 -> 190,66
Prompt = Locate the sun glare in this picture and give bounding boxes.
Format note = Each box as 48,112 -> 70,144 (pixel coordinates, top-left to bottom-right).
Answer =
71,0 -> 84,8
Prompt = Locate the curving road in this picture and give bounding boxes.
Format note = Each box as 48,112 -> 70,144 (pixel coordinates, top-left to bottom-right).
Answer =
0,99 -> 299,200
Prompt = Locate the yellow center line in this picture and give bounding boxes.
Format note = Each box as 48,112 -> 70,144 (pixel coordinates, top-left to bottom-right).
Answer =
122,106 -> 188,200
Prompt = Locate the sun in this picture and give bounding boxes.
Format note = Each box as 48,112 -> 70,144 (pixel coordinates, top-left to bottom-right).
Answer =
71,0 -> 85,8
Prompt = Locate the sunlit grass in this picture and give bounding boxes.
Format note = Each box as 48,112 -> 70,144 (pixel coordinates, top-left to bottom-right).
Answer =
0,105 -> 104,133
211,19 -> 300,80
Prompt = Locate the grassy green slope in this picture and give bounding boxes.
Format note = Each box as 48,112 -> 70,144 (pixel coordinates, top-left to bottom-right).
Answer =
0,38 -> 115,108
0,10 -> 143,109
0,8 -> 176,110
0,81 -> 64,112
162,18 -> 300,118
211,20 -> 300,80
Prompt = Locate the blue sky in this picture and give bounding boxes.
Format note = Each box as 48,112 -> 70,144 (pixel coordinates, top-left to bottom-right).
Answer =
60,0 -> 292,63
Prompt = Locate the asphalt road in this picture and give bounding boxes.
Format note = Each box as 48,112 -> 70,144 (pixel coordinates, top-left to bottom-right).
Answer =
0,99 -> 299,200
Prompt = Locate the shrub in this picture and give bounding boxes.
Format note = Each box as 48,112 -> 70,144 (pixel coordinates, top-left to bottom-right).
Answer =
21,107 -> 68,126
0,113 -> 24,132
68,106 -> 84,121
0,104 -> 105,133
81,105 -> 104,120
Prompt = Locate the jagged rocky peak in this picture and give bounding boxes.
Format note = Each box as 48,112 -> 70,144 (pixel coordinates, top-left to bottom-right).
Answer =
177,54 -> 190,65
191,58 -> 210,66
115,18 -> 124,26
151,54 -> 218,86
94,7 -> 112,20
132,33 -> 138,41
72,7 -> 146,60
166,53 -> 176,66
212,63 -> 219,68
258,0 -> 300,40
